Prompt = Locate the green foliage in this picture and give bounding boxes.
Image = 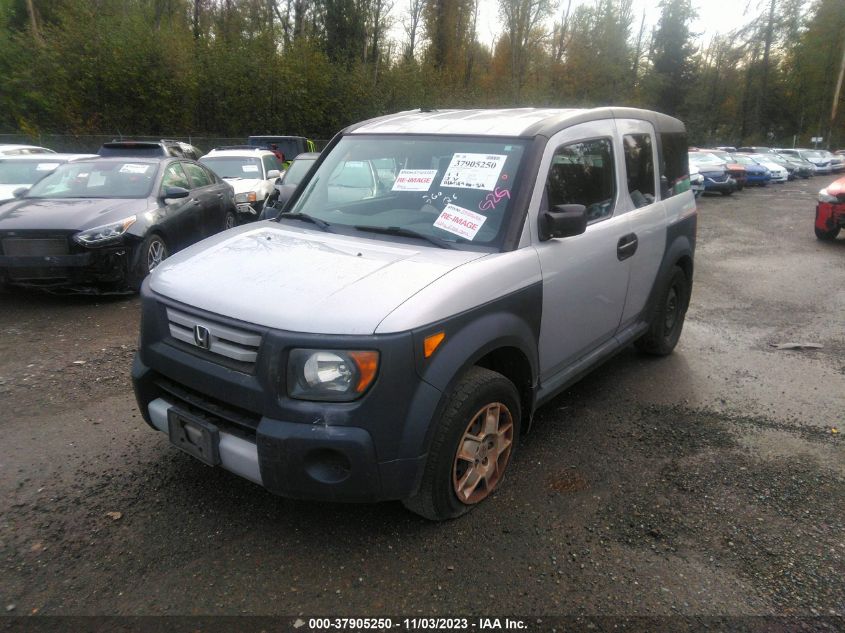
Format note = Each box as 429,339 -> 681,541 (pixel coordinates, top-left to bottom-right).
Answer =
0,0 -> 842,148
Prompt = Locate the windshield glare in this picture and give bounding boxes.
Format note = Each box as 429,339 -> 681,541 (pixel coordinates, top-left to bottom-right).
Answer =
0,159 -> 65,185
288,135 -> 527,249
201,157 -> 262,179
25,161 -> 157,198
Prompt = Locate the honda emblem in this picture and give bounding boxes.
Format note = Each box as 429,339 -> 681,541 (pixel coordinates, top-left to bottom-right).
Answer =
193,325 -> 211,350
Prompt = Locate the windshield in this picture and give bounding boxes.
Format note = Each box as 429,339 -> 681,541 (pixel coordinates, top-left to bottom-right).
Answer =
287,135 -> 528,249
282,158 -> 316,186
201,157 -> 262,179
0,159 -> 66,185
26,160 -> 157,198
688,152 -> 724,165
729,155 -> 756,165
801,150 -> 823,159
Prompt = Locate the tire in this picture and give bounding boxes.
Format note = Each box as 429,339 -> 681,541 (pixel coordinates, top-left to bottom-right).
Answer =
403,367 -> 521,521
721,189 -> 733,196
129,233 -> 168,291
815,226 -> 840,241
635,265 -> 690,356
224,209 -> 237,230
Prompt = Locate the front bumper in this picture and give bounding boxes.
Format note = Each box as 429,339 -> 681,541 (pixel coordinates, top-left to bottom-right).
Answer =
816,202 -> 845,231
131,287 -> 441,502
0,234 -> 134,291
702,174 -> 736,193
236,201 -> 263,216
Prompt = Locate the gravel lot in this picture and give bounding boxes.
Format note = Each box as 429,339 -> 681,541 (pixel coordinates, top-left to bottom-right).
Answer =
1,178 -> 843,624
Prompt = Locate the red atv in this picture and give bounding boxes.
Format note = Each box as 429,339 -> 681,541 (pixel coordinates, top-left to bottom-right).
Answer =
816,176 -> 845,240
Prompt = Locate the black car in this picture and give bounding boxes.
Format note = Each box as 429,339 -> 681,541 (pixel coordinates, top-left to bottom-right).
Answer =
247,136 -> 317,163
98,139 -> 203,160
0,157 -> 236,293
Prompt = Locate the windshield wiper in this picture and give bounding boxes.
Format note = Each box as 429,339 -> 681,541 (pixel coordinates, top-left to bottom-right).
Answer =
276,212 -> 332,232
353,225 -> 457,249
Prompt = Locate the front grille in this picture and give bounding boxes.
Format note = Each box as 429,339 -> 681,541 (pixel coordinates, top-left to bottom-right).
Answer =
155,376 -> 260,438
166,307 -> 262,369
1,237 -> 68,257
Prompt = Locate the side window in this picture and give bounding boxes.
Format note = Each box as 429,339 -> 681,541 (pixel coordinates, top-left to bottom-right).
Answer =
183,162 -> 212,188
262,155 -> 280,176
546,138 -> 616,223
623,134 -> 656,208
160,162 -> 190,192
659,132 -> 689,198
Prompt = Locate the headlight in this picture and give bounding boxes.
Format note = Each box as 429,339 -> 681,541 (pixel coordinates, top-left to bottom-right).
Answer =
234,191 -> 257,203
73,215 -> 136,246
287,349 -> 379,401
819,189 -> 838,203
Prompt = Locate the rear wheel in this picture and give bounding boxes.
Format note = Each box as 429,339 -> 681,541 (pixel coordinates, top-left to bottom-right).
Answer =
636,265 -> 690,356
403,367 -> 520,521
815,226 -> 840,241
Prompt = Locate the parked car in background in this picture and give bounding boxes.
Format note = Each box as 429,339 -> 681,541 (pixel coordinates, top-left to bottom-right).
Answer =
705,150 -> 747,189
260,151 -> 321,219
688,151 -> 736,195
134,106 -> 697,520
0,144 -> 55,155
755,152 -> 798,180
743,154 -> 788,183
689,165 -> 704,198
777,149 -> 832,174
0,154 -> 98,203
815,176 -> 845,240
0,157 -> 235,293
772,151 -> 814,178
98,140 -> 203,160
726,153 -> 771,186
200,147 -> 282,222
247,135 -> 317,165
821,150 -> 844,173
737,146 -> 775,155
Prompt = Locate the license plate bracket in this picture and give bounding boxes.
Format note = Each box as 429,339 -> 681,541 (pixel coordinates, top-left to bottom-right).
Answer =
167,408 -> 221,466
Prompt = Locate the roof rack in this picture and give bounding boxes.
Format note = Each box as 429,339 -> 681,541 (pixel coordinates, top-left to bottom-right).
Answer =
211,145 -> 263,151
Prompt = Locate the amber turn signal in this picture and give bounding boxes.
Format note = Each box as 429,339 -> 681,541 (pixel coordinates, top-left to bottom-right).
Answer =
349,351 -> 379,393
424,331 -> 446,358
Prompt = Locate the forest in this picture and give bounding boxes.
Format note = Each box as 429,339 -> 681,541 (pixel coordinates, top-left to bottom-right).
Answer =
1,0 -> 844,148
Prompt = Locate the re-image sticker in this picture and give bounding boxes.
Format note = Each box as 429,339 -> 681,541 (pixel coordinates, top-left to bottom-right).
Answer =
440,153 -> 507,190
391,169 -> 438,191
433,203 -> 487,240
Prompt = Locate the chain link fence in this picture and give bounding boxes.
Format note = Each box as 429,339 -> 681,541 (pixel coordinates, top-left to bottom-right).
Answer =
0,133 -> 331,154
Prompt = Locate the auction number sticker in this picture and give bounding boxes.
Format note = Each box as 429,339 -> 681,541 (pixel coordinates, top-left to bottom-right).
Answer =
391,169 -> 438,191
242,164 -> 260,173
440,153 -> 507,190
119,163 -> 150,174
433,203 -> 487,240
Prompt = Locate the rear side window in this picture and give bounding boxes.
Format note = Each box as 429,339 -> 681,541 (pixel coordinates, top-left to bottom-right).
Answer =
183,162 -> 212,187
546,138 -> 616,223
659,132 -> 690,198
623,134 -> 656,208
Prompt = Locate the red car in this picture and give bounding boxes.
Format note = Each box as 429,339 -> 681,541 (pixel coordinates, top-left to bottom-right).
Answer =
816,176 -> 845,240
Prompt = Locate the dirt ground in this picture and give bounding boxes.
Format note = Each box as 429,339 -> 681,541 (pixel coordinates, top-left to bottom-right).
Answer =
0,177 -> 843,625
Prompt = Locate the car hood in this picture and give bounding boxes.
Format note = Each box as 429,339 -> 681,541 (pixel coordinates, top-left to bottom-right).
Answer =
0,197 -> 148,231
149,222 -> 488,334
222,177 -> 264,194
825,177 -> 845,197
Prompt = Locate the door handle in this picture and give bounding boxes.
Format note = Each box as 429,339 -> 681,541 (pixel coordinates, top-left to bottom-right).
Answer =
617,233 -> 638,261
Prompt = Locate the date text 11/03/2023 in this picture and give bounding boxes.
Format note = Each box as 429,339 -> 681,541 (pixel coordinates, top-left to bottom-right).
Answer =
304,617 -> 529,630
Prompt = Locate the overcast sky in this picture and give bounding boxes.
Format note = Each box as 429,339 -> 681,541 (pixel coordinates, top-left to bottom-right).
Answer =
390,0 -> 763,51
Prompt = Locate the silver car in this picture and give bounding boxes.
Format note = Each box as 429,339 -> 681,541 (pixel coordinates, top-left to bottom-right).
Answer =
133,108 -> 697,520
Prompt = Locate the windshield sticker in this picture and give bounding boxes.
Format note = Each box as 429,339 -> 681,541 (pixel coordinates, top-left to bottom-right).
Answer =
36,163 -> 60,171
440,153 -> 507,191
242,164 -> 260,173
479,187 -> 511,211
119,164 -> 150,175
433,203 -> 487,240
76,172 -> 89,179
392,169 -> 438,192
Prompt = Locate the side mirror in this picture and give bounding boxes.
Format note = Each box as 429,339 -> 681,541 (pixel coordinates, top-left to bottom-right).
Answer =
539,204 -> 587,241
266,169 -> 281,180
12,187 -> 28,198
163,186 -> 190,199
259,184 -> 297,220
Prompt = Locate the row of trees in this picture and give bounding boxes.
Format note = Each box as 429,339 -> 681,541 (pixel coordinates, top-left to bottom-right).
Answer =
1,0 -> 843,147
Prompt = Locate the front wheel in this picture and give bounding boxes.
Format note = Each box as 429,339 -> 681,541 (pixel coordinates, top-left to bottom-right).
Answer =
403,367 -> 521,521
128,233 -> 168,291
815,226 -> 840,241
636,265 -> 690,356
224,209 -> 237,230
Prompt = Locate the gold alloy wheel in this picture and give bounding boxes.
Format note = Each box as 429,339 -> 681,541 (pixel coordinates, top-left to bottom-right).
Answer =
452,402 -> 514,505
